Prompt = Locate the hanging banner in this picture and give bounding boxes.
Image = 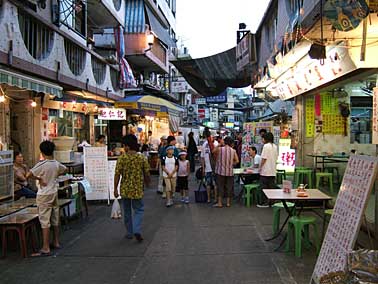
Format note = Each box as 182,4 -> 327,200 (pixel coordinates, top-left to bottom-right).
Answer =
373,87 -> 378,144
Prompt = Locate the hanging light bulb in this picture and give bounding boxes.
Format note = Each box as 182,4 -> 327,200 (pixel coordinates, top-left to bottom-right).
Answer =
0,95 -> 5,103
31,100 -> 37,107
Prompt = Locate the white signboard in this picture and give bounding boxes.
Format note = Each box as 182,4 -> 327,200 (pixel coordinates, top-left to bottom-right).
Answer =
171,81 -> 189,93
312,155 -> 378,283
268,45 -> 356,100
195,98 -> 206,105
373,87 -> 378,144
108,159 -> 120,200
83,147 -> 109,201
98,108 -> 126,120
277,139 -> 295,172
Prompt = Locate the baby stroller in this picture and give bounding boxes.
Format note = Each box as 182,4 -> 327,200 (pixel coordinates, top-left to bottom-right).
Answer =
194,167 -> 207,203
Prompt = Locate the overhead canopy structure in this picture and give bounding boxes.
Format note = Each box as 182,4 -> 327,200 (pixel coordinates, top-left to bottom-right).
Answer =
170,47 -> 251,96
115,94 -> 184,132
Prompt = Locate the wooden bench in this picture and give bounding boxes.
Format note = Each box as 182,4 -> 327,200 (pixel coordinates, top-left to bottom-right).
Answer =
0,213 -> 39,258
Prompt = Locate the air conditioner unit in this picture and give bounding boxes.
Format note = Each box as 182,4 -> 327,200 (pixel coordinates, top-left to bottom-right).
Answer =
187,104 -> 198,116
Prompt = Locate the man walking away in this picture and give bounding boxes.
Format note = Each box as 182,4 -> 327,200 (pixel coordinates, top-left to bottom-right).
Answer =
114,134 -> 150,242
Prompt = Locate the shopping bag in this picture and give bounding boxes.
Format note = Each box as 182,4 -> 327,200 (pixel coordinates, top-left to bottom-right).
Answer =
110,198 -> 122,219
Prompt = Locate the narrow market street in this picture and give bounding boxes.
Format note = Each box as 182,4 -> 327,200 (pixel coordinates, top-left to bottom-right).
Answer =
0,175 -> 318,284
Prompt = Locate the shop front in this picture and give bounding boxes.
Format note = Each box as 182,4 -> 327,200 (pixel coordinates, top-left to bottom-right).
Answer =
0,69 -> 63,165
115,95 -> 183,148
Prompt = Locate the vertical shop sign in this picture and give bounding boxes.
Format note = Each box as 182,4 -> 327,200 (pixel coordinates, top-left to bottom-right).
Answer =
372,87 -> 378,144
312,155 -> 378,283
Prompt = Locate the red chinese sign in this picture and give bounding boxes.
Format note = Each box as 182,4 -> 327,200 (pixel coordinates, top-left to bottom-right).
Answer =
98,108 -> 126,120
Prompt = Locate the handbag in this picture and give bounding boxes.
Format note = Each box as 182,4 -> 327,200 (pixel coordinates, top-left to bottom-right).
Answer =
194,178 -> 207,203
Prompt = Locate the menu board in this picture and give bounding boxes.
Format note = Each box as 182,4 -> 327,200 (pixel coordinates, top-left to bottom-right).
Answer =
306,98 -> 315,137
372,87 -> 378,144
312,155 -> 378,283
83,147 -> 109,201
241,121 -> 273,167
108,159 -> 120,200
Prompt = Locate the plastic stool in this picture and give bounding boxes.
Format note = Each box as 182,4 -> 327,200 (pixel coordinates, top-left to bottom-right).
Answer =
244,183 -> 260,207
285,216 -> 320,258
276,169 -> 287,184
316,172 -> 334,195
294,168 -> 313,188
272,202 -> 295,235
325,167 -> 340,184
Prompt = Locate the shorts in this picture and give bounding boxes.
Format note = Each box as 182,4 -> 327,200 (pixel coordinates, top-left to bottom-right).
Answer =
176,176 -> 188,191
164,177 -> 177,193
205,172 -> 216,187
216,175 -> 234,198
36,193 -> 60,229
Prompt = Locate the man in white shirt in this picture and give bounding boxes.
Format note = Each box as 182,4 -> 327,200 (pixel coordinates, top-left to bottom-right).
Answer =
258,132 -> 278,208
249,146 -> 261,168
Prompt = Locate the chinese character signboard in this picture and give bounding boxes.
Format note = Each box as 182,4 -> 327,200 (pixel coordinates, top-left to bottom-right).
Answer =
277,139 -> 295,172
312,155 -> 378,284
98,108 -> 126,120
373,88 -> 378,144
205,90 -> 227,104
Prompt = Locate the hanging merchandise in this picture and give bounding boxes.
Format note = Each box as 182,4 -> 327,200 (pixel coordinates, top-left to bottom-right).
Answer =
324,0 -> 369,32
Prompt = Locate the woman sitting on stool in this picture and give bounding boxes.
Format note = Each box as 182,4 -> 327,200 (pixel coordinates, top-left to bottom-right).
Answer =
13,151 -> 36,199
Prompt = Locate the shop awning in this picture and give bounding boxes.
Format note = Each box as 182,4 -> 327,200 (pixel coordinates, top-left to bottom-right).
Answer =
0,69 -> 62,97
170,47 -> 251,96
115,94 -> 183,116
125,0 -> 176,47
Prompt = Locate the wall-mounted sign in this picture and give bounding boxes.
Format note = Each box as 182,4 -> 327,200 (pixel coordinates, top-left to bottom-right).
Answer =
267,44 -> 356,100
171,81 -> 189,93
225,122 -> 234,128
195,98 -> 206,105
206,90 -> 227,104
98,108 -> 126,120
236,33 -> 257,71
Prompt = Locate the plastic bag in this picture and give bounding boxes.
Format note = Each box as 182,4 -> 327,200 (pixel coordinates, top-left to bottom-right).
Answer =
111,199 -> 122,219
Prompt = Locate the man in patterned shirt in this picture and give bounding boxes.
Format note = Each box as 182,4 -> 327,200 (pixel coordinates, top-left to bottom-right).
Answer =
114,134 -> 150,242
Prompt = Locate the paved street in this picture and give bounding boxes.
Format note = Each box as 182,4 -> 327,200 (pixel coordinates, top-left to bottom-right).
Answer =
0,176 -> 318,284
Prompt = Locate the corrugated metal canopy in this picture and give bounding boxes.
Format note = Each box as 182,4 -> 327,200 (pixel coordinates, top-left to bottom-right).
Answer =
170,47 -> 251,96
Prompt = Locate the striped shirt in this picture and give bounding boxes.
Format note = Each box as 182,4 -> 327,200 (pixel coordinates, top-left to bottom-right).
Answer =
215,146 -> 236,177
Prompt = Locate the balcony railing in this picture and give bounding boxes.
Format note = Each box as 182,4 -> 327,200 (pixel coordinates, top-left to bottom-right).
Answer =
91,55 -> 106,85
64,39 -> 86,76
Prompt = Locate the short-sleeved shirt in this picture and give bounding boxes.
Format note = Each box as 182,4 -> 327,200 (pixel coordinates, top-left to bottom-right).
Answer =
177,160 -> 189,177
115,153 -> 150,199
14,163 -> 29,191
215,146 -> 236,177
201,141 -> 213,173
161,156 -> 179,178
251,154 -> 262,168
260,143 -> 278,177
30,160 -> 67,195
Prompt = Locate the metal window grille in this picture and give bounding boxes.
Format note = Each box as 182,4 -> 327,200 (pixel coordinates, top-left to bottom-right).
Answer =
18,10 -> 55,60
91,56 -> 106,85
64,39 -> 86,75
110,68 -> 120,91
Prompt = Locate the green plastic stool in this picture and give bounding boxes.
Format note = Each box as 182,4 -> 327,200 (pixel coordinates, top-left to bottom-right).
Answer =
272,202 -> 295,235
244,183 -> 260,208
294,169 -> 313,188
285,216 -> 320,258
316,172 -> 334,195
276,169 -> 287,184
325,167 -> 340,184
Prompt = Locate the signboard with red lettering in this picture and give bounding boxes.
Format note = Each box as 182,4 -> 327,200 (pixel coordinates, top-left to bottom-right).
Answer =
373,88 -> 378,144
98,108 -> 126,120
267,44 -> 356,100
277,139 -> 295,172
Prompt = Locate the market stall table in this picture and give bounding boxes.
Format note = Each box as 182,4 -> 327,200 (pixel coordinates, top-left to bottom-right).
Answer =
307,153 -> 349,172
233,168 -> 260,202
262,189 -> 332,243
0,213 -> 39,257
